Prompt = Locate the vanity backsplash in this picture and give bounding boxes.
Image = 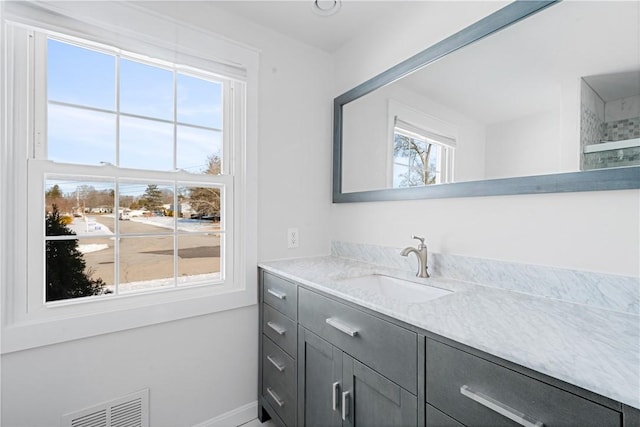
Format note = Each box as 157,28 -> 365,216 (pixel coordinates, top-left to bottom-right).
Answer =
331,241 -> 639,315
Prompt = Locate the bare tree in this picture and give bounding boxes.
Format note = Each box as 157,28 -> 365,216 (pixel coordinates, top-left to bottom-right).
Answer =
394,134 -> 436,187
188,155 -> 221,218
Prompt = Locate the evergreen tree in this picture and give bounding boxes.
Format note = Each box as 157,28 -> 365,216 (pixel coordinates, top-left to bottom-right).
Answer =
45,184 -> 63,199
141,184 -> 164,211
45,205 -> 111,302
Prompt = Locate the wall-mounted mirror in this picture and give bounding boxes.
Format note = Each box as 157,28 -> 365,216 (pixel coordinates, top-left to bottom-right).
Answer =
334,0 -> 640,202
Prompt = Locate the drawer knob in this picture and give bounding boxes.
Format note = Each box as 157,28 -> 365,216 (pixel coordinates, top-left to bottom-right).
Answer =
266,321 -> 286,335
460,385 -> 544,427
266,387 -> 285,408
326,318 -> 359,337
266,355 -> 285,372
267,288 -> 286,300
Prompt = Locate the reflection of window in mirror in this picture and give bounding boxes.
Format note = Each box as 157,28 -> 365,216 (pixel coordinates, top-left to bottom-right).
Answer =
387,100 -> 456,188
392,119 -> 454,187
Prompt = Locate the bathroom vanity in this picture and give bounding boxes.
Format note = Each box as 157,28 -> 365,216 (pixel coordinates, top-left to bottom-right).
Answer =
257,257 -> 639,427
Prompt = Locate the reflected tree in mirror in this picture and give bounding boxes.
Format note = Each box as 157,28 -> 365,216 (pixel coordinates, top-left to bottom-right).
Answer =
393,133 -> 438,187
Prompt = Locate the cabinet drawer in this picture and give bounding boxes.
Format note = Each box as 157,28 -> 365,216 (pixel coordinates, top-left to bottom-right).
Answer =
263,335 -> 296,398
263,271 -> 297,321
263,304 -> 297,358
298,287 -> 417,394
262,336 -> 296,427
426,338 -> 621,427
426,403 -> 464,427
263,377 -> 296,427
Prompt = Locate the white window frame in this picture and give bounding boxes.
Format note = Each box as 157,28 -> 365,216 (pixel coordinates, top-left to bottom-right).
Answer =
387,99 -> 457,187
1,2 -> 259,353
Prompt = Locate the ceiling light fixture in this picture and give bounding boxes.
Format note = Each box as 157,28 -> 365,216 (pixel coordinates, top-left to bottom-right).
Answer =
312,0 -> 342,17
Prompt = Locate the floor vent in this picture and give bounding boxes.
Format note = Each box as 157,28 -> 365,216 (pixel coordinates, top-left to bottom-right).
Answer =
61,389 -> 149,427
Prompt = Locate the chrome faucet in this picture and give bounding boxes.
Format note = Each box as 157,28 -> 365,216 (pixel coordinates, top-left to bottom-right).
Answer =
400,235 -> 430,278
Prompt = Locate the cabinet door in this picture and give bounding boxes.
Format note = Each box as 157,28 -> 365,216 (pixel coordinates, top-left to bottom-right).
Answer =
343,354 -> 418,427
298,327 -> 343,427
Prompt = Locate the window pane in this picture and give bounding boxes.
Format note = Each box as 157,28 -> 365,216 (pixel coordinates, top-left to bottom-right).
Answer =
46,179 -> 115,236
427,143 -> 443,184
178,184 -> 222,225
120,59 -> 173,120
48,104 -> 116,165
119,116 -> 173,170
47,39 -> 115,110
393,163 -> 409,188
176,126 -> 222,174
119,236 -> 174,293
118,182 -> 174,233
177,233 -> 222,285
45,238 -> 113,302
177,73 -> 223,128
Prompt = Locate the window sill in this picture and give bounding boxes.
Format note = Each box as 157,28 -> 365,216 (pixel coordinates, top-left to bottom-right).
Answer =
1,283 -> 256,354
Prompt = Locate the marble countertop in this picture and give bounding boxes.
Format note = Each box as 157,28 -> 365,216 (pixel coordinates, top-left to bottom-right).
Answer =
259,256 -> 640,410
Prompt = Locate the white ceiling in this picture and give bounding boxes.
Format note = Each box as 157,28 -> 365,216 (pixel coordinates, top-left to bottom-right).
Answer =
203,1 -> 409,53
135,0 -> 639,125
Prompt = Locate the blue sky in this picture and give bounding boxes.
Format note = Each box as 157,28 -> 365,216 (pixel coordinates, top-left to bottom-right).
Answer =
47,38 -> 223,173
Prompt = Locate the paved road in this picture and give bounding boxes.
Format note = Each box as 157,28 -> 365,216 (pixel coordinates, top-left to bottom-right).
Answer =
80,216 -> 221,289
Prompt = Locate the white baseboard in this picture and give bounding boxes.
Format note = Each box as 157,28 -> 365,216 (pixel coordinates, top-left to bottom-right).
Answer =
192,401 -> 258,427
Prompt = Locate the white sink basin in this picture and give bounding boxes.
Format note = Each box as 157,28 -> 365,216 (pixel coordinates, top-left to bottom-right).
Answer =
339,274 -> 452,303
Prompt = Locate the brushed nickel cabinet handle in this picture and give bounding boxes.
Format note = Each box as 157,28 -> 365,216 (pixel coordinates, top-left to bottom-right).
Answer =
267,288 -> 286,300
266,355 -> 285,372
266,321 -> 286,335
326,318 -> 358,337
460,385 -> 544,427
341,390 -> 350,421
266,387 -> 285,407
332,381 -> 340,411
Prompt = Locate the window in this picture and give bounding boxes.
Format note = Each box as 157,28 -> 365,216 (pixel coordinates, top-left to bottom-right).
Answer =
31,34 -> 239,305
392,117 -> 455,188
2,2 -> 257,352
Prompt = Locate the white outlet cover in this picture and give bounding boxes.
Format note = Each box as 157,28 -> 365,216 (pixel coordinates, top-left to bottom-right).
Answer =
287,228 -> 299,248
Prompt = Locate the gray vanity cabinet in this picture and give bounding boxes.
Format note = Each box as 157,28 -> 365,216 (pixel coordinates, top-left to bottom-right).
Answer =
425,338 -> 622,427
297,327 -> 343,427
297,287 -> 419,427
298,326 -> 418,427
259,268 -> 635,427
259,271 -> 299,427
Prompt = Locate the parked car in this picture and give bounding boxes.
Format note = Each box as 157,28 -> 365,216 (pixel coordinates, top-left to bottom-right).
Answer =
118,209 -> 131,220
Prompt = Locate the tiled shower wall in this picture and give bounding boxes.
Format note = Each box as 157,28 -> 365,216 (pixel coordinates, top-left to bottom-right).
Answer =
580,80 -> 604,149
602,117 -> 640,141
603,95 -> 640,141
581,81 -> 640,169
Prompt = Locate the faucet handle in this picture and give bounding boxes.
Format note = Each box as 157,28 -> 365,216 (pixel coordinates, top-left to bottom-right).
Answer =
411,235 -> 425,246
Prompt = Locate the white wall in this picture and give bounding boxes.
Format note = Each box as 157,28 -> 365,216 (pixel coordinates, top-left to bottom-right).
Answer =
485,110 -> 562,179
151,3 -> 335,262
1,2 -> 333,426
331,2 -> 640,277
2,307 -> 258,426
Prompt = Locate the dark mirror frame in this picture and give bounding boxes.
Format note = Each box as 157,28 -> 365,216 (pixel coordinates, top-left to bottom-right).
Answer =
333,0 -> 640,203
